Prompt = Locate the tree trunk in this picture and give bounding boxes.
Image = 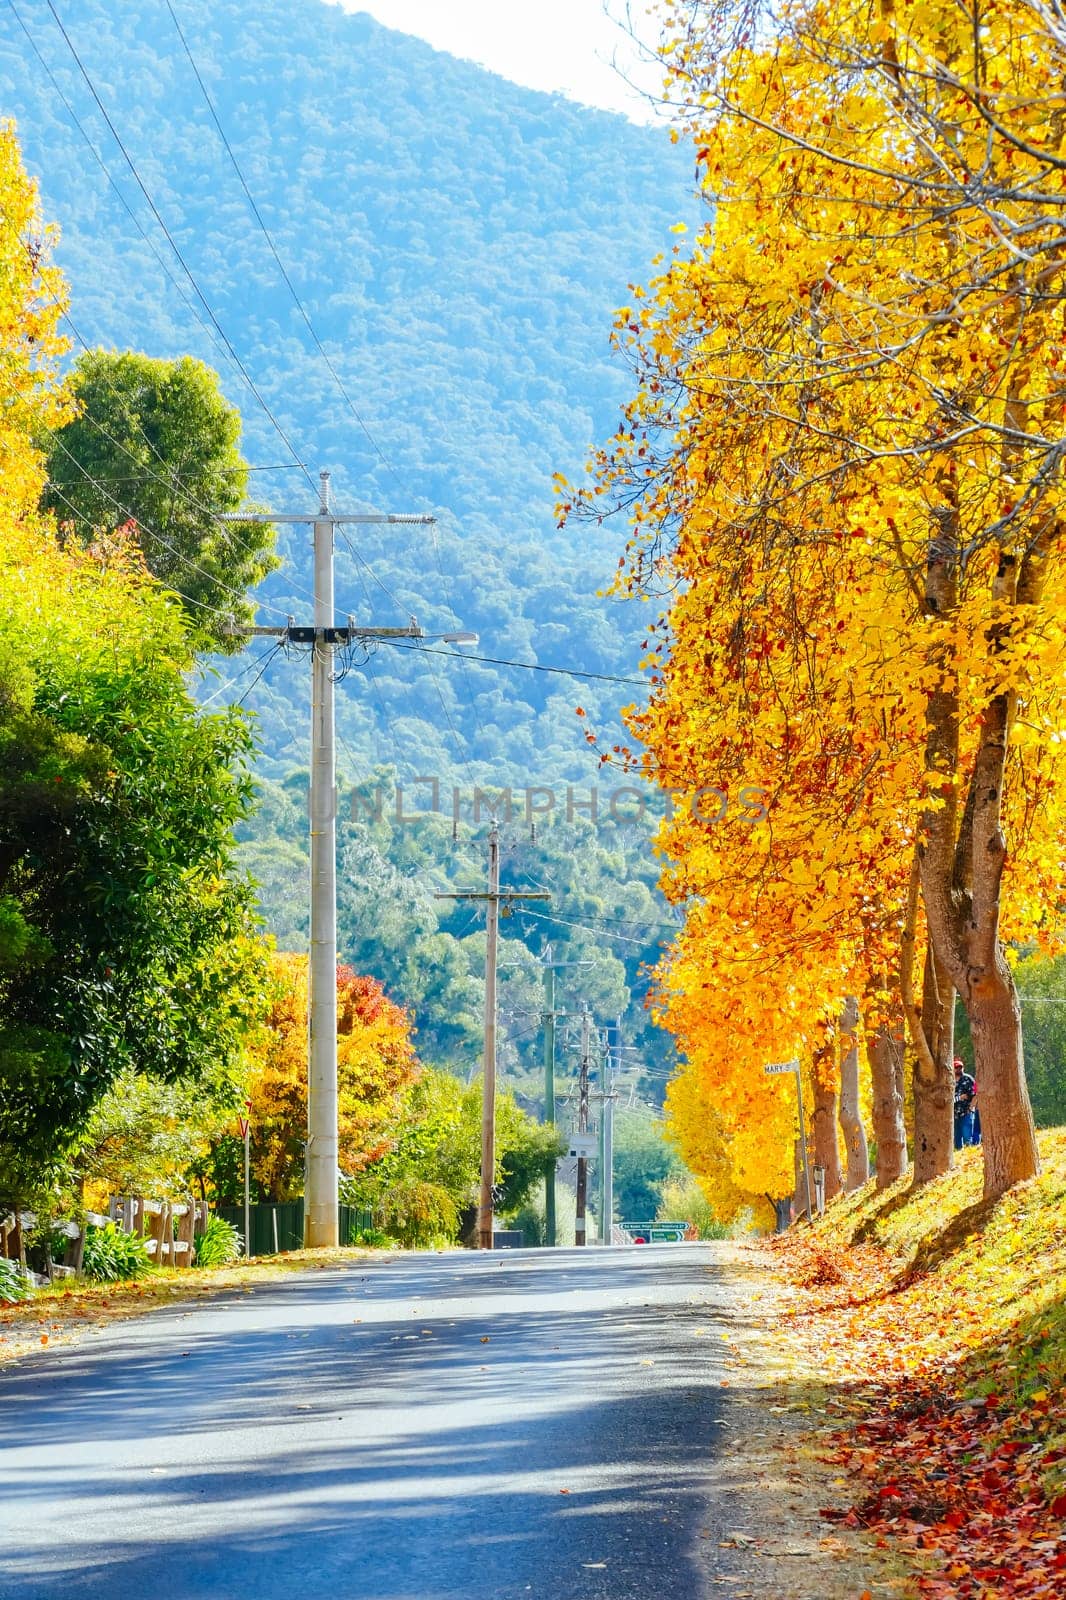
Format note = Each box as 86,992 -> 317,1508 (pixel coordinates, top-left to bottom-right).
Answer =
811,1053 -> 843,1202
773,1196 -> 793,1232
867,1013 -> 908,1189
916,475 -> 1040,1200
964,954 -> 1039,1198
912,944 -> 955,1187
838,996 -> 869,1192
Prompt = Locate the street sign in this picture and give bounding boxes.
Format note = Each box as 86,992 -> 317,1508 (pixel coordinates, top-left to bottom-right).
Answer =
238,1115 -> 250,1140
763,1060 -> 800,1075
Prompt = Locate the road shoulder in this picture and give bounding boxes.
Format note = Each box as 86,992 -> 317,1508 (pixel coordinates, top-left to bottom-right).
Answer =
693,1241 -> 916,1600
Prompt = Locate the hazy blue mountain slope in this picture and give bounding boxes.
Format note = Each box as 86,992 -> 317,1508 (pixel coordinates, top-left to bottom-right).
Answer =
1,0 -> 694,787
1,0 -> 696,1092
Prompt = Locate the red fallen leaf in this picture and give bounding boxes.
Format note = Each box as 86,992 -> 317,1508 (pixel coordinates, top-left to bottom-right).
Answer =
1049,1493 -> 1066,1518
942,1509 -> 967,1529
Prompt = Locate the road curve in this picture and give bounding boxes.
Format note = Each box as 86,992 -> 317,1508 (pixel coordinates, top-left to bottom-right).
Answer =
0,1244 -> 762,1600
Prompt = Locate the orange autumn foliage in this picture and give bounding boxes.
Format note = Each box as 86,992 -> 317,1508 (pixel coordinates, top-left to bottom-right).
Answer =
247,952 -> 419,1202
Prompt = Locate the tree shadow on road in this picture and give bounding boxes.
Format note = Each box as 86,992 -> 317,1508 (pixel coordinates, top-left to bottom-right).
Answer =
0,1247 -> 771,1600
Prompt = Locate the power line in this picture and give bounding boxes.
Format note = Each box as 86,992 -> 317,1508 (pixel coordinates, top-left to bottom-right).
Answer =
224,640 -> 287,710
46,465 -> 304,483
163,0 -> 398,484
53,307 -> 323,616
43,425 -> 294,623
42,0 -> 314,495
376,638 -> 645,687
188,642 -> 290,715
6,0 -> 243,383
44,478 -> 244,630
333,532 -> 478,794
515,905 -> 671,948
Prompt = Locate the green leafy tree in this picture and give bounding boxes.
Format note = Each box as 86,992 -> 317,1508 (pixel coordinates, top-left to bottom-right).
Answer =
342,1065 -> 561,1244
0,528 -> 268,1210
42,351 -> 277,651
74,1068 -> 242,1202
612,1106 -> 685,1224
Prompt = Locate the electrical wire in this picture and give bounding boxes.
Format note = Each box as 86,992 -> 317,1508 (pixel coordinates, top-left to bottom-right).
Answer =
515,905 -> 670,948
43,479 -> 246,631
5,0 -> 261,396
163,0 -> 482,772
45,465 -> 304,484
7,2 -> 323,620
197,644 -> 283,707
375,638 -> 645,687
50,311 -> 323,614
230,640 -> 286,709
169,0 -> 493,770
42,0 -> 314,494
333,527 -> 478,779
43,425 -> 295,622
163,0 -> 399,483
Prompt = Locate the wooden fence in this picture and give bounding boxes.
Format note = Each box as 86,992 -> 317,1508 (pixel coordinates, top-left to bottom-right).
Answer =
2,1196 -> 375,1280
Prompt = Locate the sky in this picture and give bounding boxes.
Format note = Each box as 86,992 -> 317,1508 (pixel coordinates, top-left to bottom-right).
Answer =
330,1 -> 668,122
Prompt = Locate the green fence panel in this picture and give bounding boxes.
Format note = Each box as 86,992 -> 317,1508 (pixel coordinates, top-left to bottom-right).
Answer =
216,1201 -> 373,1255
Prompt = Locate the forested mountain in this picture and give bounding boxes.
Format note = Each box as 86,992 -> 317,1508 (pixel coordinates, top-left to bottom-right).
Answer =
0,0 -> 696,1090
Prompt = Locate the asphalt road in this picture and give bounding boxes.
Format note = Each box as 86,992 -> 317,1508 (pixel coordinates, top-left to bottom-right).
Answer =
0,1244 -> 761,1600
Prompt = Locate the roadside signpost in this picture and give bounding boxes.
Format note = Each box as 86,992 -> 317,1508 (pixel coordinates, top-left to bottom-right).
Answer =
764,1060 -> 813,1224
238,1113 -> 251,1257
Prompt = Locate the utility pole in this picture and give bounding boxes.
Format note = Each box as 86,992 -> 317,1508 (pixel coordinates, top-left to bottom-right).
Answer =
543,958 -> 557,1247
223,471 -> 438,1247
437,827 -> 549,1248
600,1016 -> 620,1246
539,952 -> 595,1248
575,1007 -> 591,1247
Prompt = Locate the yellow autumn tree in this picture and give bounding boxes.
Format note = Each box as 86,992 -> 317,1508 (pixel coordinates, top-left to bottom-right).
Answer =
0,118 -> 72,521
565,0 -> 1066,1203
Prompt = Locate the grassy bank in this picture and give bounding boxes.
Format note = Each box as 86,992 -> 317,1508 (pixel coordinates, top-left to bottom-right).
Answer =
769,1128 -> 1066,1600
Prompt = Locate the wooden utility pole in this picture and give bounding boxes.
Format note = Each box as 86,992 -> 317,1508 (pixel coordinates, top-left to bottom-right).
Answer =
543,959 -> 557,1247
437,826 -> 549,1248
575,1007 -> 591,1246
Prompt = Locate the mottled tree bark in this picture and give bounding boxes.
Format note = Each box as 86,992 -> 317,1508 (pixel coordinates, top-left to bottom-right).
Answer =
866,1007 -> 908,1189
838,995 -> 870,1192
917,510 -> 1040,1199
912,945 -> 956,1186
811,1045 -> 843,1203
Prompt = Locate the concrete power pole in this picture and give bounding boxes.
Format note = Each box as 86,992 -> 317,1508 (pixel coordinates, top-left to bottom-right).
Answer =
575,1007 -> 591,1247
223,471 -> 436,1247
481,824 -> 501,1251
437,826 -> 549,1248
307,485 -> 338,1248
540,951 -> 595,1249
599,1017 -> 619,1245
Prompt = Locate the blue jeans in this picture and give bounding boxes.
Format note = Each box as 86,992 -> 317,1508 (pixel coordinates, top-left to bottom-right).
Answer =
954,1110 -> 975,1149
